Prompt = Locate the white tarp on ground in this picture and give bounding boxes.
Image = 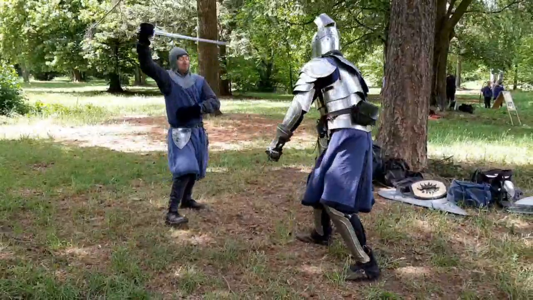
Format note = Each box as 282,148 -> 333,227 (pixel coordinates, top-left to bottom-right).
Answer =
378,188 -> 469,216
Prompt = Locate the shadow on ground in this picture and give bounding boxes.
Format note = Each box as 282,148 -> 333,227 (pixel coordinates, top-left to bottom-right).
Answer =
1,138 -> 531,299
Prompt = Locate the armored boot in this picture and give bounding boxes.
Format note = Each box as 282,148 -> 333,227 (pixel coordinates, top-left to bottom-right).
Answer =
166,176 -> 189,227
346,246 -> 380,281
296,207 -> 332,246
180,175 -> 206,210
325,205 -> 380,281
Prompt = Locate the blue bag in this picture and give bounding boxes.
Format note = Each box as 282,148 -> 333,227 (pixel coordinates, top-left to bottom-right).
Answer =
447,180 -> 493,208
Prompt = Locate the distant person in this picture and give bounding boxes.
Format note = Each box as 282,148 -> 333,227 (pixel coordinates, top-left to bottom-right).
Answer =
481,81 -> 493,108
493,81 -> 505,102
446,74 -> 456,109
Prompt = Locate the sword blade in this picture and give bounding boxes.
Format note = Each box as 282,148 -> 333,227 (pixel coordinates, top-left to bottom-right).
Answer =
154,29 -> 227,46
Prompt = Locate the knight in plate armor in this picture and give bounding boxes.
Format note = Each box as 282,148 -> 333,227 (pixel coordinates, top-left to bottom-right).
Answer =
137,23 -> 220,227
265,14 -> 380,280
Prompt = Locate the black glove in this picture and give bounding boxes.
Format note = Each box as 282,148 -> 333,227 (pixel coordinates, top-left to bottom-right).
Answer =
176,104 -> 201,123
138,23 -> 155,45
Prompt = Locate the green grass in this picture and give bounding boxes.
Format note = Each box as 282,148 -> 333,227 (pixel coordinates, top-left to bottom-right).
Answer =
0,81 -> 532,298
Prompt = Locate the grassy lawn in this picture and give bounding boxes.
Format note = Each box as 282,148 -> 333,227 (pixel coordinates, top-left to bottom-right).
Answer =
1,80 -> 532,299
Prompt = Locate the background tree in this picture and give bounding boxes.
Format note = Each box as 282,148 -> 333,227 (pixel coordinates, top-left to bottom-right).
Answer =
197,0 -> 221,97
0,0 -> 49,82
377,0 -> 435,171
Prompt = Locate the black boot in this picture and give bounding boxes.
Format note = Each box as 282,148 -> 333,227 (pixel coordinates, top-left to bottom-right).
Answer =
346,246 -> 380,281
180,199 -> 206,210
180,175 -> 206,210
165,211 -> 188,227
166,176 -> 190,227
296,229 -> 331,246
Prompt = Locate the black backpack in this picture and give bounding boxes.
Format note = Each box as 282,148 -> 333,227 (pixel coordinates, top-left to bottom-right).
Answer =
471,169 -> 513,204
372,144 -> 424,187
458,104 -> 475,114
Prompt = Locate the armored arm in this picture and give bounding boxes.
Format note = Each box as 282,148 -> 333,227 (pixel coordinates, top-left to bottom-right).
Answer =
266,91 -> 314,161
266,58 -> 336,161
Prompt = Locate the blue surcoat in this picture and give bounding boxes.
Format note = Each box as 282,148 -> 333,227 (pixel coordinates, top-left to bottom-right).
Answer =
137,42 -> 220,180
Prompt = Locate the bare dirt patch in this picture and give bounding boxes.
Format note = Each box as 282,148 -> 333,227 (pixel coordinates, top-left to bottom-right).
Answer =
0,113 -> 315,153
120,113 -> 316,151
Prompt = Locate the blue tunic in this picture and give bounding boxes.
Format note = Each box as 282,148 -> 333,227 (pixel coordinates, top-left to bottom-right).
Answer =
302,128 -> 375,214
137,42 -> 220,180
165,75 -> 210,179
297,52 -> 374,214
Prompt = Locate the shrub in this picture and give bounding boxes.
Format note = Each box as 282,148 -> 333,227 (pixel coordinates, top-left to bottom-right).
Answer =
0,61 -> 29,116
30,100 -> 106,117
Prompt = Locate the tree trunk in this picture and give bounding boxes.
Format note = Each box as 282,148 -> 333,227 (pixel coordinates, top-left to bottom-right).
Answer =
108,73 -> 123,93
219,44 -> 232,96
430,29 -> 452,110
21,65 -> 30,83
258,60 -> 275,92
73,69 -> 82,82
108,42 -> 123,93
513,63 -> 518,90
197,0 -> 222,116
134,67 -> 141,86
456,55 -> 461,88
377,0 -> 435,172
133,66 -> 147,86
430,0 -> 473,109
286,39 -> 293,91
140,71 -> 147,86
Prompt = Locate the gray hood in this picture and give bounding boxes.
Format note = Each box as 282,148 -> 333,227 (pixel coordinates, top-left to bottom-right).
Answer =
169,47 -> 189,73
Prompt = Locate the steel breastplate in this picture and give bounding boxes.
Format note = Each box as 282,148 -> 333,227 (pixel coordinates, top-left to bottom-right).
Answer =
321,65 -> 370,132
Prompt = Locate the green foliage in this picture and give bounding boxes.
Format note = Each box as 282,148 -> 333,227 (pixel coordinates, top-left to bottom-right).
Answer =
450,0 -> 533,86
0,61 -> 29,116
1,0 -> 532,91
30,100 -> 105,118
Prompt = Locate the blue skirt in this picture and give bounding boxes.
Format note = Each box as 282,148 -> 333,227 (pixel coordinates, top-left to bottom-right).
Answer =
167,127 -> 208,180
302,128 -> 375,214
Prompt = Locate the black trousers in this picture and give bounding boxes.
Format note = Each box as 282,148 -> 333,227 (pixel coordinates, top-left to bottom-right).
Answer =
447,90 -> 456,109
484,97 -> 491,108
168,174 -> 196,212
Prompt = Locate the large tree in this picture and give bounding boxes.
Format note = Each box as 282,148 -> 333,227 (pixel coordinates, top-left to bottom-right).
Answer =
197,0 -> 223,115
431,0 -> 527,109
0,0 -> 49,82
431,0 -> 474,109
377,0 -> 436,171
197,0 -> 220,95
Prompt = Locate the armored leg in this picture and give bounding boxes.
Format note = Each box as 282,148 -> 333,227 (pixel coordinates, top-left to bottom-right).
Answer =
180,174 -> 206,210
325,205 -> 380,281
296,206 -> 332,246
166,175 -> 190,226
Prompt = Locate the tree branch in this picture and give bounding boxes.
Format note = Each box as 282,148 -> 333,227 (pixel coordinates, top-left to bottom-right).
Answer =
353,16 -> 379,32
333,0 -> 346,8
344,32 -> 377,47
286,18 -> 314,26
465,0 -> 524,14
449,0 -> 474,27
447,0 -> 457,17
